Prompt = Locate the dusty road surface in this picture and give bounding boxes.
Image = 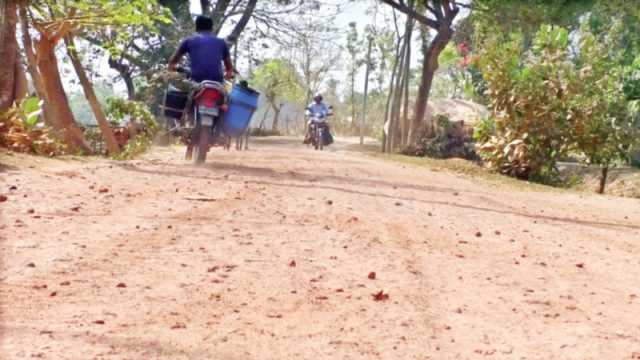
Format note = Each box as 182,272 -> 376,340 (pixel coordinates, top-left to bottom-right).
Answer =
2,137 -> 640,359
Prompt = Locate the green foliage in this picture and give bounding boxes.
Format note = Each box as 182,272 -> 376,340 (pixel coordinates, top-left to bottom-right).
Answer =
472,116 -> 495,144
20,97 -> 44,128
252,59 -> 304,105
568,31 -> 639,169
69,82 -> 116,125
623,57 -> 640,101
438,43 -> 462,67
476,24 -> 640,184
105,97 -> 158,159
403,114 -> 477,160
471,0 -> 595,46
588,0 -> 640,66
33,0 -> 170,55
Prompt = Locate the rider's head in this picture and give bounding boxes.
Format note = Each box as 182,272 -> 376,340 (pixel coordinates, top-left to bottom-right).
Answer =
313,94 -> 323,103
195,16 -> 214,32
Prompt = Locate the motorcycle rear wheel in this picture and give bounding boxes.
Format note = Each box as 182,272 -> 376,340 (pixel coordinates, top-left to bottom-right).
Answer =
195,126 -> 211,165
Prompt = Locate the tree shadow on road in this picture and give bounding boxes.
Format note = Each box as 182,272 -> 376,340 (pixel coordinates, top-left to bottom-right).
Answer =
118,159 -> 466,197
116,161 -> 640,232
246,179 -> 640,232
0,163 -> 18,174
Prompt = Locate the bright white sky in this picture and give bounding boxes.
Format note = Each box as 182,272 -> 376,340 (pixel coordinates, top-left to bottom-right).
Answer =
188,0 -> 377,93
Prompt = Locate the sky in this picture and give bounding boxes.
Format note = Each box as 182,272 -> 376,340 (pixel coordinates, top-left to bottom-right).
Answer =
188,0 -> 377,93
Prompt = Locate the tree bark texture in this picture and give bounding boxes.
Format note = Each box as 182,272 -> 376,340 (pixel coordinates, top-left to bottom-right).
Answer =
65,35 -> 120,155
0,0 -> 20,112
35,32 -> 91,152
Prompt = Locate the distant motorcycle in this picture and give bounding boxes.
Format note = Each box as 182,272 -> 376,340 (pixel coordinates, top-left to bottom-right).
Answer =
308,115 -> 329,150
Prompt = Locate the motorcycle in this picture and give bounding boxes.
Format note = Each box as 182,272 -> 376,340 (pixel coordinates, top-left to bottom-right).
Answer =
306,107 -> 334,150
309,115 -> 328,150
174,66 -> 228,164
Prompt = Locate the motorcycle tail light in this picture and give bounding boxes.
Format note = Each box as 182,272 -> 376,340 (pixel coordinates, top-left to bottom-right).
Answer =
197,89 -> 221,107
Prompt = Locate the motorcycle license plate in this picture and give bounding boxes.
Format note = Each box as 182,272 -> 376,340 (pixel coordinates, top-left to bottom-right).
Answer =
201,116 -> 214,126
198,106 -> 219,116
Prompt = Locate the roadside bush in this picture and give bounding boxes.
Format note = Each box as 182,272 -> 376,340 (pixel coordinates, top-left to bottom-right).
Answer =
105,98 -> 158,159
250,128 -> 282,137
476,25 -> 640,189
475,28 -> 573,181
0,98 -> 66,156
403,114 -> 478,160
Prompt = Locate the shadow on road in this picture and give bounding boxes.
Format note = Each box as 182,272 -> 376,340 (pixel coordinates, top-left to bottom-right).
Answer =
116,160 -> 640,232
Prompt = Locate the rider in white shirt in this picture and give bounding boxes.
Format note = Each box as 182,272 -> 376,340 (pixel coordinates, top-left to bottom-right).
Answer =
304,94 -> 330,144
306,94 -> 329,120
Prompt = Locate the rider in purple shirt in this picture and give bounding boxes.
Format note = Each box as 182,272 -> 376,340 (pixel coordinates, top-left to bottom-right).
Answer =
168,16 -> 234,82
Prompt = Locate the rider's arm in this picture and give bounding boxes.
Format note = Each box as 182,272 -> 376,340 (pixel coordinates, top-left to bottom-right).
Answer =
321,104 -> 329,117
168,39 -> 189,72
305,104 -> 314,117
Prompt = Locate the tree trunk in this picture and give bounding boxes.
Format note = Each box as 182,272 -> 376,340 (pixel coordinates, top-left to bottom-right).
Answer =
351,65 -> 357,133
18,2 -> 49,123
410,25 -> 453,144
14,54 -> 28,103
200,0 -> 211,15
382,33 -> 403,153
108,57 -> 135,100
597,166 -> 608,194
65,35 -> 120,155
0,0 -> 19,112
259,107 -> 270,130
387,25 -> 411,152
271,103 -> 281,131
36,35 -> 91,153
361,36 -> 373,146
226,0 -> 257,47
387,34 -> 408,152
401,21 -> 413,147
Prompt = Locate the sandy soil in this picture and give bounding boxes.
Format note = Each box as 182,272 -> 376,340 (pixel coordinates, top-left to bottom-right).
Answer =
1,137 -> 640,359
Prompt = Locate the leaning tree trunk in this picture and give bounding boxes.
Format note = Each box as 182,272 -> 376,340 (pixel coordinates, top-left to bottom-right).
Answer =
271,103 -> 281,132
18,2 -> 43,95
0,0 -> 19,112
410,25 -> 453,144
226,0 -> 257,47
35,35 -> 91,153
65,35 -> 120,155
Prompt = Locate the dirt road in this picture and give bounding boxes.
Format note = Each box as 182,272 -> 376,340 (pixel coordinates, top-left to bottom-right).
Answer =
2,138 -> 640,359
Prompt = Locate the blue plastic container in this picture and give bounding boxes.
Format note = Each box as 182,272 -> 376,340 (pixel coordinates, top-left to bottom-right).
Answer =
224,84 -> 260,137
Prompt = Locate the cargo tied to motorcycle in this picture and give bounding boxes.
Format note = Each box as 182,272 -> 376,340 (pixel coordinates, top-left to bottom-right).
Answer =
224,82 -> 260,137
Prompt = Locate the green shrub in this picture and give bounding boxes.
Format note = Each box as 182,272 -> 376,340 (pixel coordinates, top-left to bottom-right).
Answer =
403,114 -> 478,161
250,128 -> 281,137
105,98 -> 158,159
476,25 -> 640,186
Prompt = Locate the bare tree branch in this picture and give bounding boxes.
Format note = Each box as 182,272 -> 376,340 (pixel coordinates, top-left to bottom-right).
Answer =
377,0 -> 439,29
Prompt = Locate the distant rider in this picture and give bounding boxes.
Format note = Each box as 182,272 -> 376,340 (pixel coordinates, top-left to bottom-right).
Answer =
304,94 -> 331,144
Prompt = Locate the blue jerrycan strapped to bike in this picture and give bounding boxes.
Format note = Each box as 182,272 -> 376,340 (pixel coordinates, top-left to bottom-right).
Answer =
224,82 -> 260,137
